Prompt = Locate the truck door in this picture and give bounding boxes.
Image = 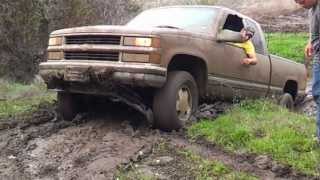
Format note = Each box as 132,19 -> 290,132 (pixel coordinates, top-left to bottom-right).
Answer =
208,15 -> 271,99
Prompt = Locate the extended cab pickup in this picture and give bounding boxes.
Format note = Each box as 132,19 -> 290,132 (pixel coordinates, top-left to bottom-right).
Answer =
40,6 -> 307,131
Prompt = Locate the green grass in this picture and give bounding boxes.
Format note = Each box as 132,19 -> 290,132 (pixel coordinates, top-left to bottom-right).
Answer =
267,33 -> 309,63
0,81 -> 56,119
177,150 -> 258,180
188,100 -> 320,176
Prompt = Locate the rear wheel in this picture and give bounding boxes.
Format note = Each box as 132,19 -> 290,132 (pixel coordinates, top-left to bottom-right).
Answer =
153,71 -> 199,131
57,92 -> 79,120
279,93 -> 294,110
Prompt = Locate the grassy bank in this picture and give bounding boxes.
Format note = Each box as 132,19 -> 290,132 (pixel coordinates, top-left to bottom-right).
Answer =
0,81 -> 56,119
188,100 -> 320,176
267,33 -> 309,63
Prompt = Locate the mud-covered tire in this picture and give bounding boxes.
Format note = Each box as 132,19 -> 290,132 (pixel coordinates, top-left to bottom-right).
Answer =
279,93 -> 294,110
153,71 -> 199,131
57,92 -> 79,120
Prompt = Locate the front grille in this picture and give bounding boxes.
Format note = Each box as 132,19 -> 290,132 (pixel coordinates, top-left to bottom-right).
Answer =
64,51 -> 119,61
65,35 -> 121,45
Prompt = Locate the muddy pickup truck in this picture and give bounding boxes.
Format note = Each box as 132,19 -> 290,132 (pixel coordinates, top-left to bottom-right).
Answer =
40,6 -> 307,131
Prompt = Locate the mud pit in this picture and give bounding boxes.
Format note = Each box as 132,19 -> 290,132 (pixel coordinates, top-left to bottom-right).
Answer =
0,2 -> 314,179
0,102 -> 159,180
0,97 -> 315,180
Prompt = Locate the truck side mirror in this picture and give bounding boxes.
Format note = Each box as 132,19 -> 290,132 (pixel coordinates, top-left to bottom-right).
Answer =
216,29 -> 245,43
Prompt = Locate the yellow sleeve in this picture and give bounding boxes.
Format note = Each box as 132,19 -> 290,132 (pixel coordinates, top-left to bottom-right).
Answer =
244,41 -> 255,55
233,41 -> 256,55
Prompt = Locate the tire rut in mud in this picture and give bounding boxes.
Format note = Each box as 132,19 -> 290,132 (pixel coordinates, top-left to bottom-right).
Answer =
0,99 -> 316,179
117,130 -> 315,180
117,100 -> 317,180
167,135 -> 313,180
0,101 -> 159,180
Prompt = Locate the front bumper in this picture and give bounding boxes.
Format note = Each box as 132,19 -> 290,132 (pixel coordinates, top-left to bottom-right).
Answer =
39,60 -> 167,89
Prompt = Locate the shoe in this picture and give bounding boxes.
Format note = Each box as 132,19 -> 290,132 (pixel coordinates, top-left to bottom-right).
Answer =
316,138 -> 320,148
312,136 -> 320,147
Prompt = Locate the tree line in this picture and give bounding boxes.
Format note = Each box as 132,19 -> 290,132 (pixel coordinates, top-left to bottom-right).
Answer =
0,0 -> 139,82
0,0 -> 216,83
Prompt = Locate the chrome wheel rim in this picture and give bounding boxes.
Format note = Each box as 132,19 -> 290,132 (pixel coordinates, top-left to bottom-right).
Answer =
176,85 -> 192,122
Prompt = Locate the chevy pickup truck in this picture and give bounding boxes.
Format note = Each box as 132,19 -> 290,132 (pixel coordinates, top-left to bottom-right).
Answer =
40,6 -> 307,131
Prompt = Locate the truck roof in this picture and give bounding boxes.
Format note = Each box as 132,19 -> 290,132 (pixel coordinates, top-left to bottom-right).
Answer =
147,5 -> 258,25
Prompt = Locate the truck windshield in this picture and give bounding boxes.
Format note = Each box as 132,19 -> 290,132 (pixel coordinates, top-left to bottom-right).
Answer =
127,7 -> 218,33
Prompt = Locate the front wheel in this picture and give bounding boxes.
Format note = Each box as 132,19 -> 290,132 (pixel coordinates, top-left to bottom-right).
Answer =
57,92 -> 79,120
153,71 -> 199,131
279,93 -> 294,110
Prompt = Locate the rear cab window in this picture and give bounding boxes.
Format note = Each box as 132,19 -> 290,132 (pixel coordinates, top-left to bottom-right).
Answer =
243,19 -> 267,55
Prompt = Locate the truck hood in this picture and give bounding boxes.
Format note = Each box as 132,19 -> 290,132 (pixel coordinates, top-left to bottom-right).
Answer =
51,25 -> 194,37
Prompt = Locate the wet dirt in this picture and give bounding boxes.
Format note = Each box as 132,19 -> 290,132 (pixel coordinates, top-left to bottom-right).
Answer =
256,8 -> 309,33
297,81 -> 317,117
0,87 -> 317,180
168,137 -> 312,179
0,2 -> 314,178
116,132 -> 314,180
0,101 -> 159,180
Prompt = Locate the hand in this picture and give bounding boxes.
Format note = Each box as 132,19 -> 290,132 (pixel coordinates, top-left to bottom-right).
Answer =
305,42 -> 313,58
305,62 -> 311,78
241,58 -> 251,65
304,42 -> 313,78
241,58 -> 256,65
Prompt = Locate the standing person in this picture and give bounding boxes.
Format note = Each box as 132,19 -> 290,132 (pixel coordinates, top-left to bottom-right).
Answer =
295,0 -> 320,143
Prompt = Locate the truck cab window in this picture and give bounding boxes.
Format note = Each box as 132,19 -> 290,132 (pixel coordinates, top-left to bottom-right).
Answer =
223,14 -> 244,32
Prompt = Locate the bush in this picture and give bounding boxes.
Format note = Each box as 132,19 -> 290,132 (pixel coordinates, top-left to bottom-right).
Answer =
0,0 -> 140,83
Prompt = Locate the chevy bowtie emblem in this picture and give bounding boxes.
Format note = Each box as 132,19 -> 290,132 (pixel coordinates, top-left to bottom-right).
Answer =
80,44 -> 90,51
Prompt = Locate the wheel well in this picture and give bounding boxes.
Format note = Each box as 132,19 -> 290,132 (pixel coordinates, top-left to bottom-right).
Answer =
283,80 -> 298,99
167,54 -> 208,98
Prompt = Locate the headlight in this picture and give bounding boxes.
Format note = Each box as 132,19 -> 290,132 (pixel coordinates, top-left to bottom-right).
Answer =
123,37 -> 160,47
122,53 -> 161,64
48,51 -> 63,60
48,37 -> 63,46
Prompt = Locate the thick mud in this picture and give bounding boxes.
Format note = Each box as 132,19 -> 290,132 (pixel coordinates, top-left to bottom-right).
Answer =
297,81 -> 317,117
118,136 -> 312,180
0,102 -> 158,180
0,97 -> 317,180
